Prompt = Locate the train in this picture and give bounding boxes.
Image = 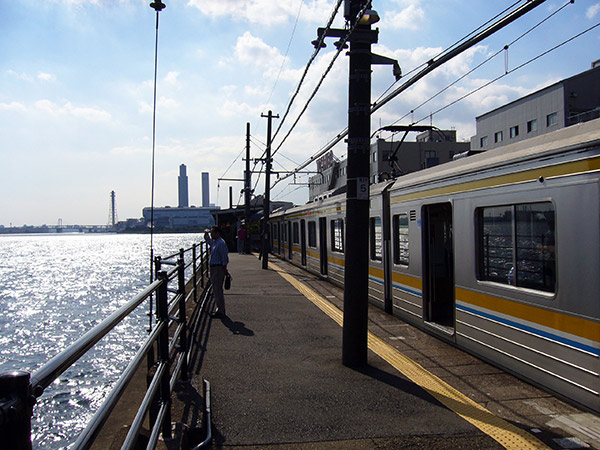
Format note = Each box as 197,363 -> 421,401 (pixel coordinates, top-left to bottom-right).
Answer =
269,118 -> 600,413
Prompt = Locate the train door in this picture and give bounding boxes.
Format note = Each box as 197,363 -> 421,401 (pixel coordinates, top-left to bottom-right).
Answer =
301,220 -> 307,266
288,222 -> 293,260
422,203 -> 455,331
319,217 -> 328,276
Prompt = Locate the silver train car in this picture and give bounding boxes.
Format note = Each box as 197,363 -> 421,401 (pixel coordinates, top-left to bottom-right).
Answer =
270,118 -> 600,413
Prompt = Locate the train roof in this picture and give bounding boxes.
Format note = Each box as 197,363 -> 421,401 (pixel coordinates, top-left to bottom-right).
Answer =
388,117 -> 600,193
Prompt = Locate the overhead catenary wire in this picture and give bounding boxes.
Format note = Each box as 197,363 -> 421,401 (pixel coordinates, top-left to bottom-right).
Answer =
413,20 -> 600,127
271,0 -> 551,189
271,0 -> 345,143
260,0 -> 305,114
376,0 -> 577,137
372,0 -> 524,106
241,0 -> 344,199
270,1 -> 374,159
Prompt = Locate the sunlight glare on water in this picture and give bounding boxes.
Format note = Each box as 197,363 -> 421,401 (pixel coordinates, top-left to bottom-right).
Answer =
0,233 -> 203,449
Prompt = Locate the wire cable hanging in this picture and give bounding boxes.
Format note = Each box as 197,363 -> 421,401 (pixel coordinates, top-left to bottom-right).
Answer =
271,0 -> 344,142
372,0 -> 524,107
413,20 -> 600,126
271,1 -> 373,159
270,0 -> 552,189
148,0 -> 166,331
380,0 -> 577,135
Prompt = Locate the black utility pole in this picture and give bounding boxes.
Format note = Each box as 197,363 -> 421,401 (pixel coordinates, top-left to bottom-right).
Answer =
245,122 -> 252,254
343,0 -> 376,367
261,110 -> 279,270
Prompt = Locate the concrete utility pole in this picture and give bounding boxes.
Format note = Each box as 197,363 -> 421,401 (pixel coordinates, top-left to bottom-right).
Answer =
261,110 -> 279,270
342,0 -> 377,367
245,122 -> 252,254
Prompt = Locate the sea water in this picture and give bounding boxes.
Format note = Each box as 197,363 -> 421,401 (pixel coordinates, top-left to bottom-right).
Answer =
0,233 -> 202,449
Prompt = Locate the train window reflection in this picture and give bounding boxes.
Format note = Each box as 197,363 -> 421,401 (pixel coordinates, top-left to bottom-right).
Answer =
308,221 -> 317,248
393,213 -> 409,266
478,202 -> 555,293
370,217 -> 383,261
331,219 -> 344,253
292,222 -> 299,244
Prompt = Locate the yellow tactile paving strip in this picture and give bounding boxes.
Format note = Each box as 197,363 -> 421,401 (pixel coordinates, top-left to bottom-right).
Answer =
270,261 -> 549,450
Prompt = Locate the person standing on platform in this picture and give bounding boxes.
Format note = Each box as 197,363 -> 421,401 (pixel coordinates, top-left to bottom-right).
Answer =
237,224 -> 247,254
204,226 -> 229,317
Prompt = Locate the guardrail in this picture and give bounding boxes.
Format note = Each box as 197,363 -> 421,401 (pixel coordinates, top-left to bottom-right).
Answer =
0,241 -> 212,449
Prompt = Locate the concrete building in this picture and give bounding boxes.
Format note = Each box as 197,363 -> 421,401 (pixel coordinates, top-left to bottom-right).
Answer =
471,64 -> 600,151
143,166 -> 217,230
142,206 -> 214,229
178,164 -> 189,208
308,129 -> 470,202
202,172 -> 210,207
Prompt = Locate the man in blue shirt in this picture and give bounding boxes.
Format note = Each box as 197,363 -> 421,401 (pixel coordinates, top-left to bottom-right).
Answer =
204,226 -> 229,317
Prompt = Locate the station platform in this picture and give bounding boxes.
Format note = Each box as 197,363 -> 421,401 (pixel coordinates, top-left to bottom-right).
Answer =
171,253 -> 599,450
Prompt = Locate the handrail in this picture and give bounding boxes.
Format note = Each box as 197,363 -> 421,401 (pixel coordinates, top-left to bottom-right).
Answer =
30,279 -> 162,396
0,240 -> 212,449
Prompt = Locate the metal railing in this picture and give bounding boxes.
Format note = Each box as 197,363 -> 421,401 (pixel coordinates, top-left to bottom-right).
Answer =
0,241 -> 212,449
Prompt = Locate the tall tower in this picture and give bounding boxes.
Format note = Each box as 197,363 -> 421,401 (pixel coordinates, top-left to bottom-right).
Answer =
202,172 -> 209,207
108,191 -> 118,227
178,164 -> 189,208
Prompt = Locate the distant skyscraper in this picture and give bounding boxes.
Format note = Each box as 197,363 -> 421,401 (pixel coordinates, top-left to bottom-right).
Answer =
202,172 -> 209,207
178,164 -> 189,208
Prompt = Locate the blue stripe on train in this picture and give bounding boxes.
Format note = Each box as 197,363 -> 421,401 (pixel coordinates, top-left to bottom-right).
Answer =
457,303 -> 600,357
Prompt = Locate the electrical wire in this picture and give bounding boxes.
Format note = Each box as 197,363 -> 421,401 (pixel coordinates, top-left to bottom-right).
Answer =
261,0 -> 304,112
372,0 -> 524,107
271,0 -> 344,142
413,21 -> 600,126
271,1 -> 373,158
378,0 -> 577,136
269,0 -> 555,188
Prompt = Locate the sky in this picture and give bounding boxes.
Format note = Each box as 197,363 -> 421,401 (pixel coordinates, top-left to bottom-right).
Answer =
1,0 -> 599,227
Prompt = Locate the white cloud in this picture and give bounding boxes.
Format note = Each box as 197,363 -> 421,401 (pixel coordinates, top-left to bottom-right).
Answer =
380,4 -> 425,30
37,72 -> 56,82
7,70 -> 34,82
138,96 -> 180,113
216,99 -> 263,117
233,31 -> 283,68
35,99 -> 111,121
187,0 -> 333,25
164,71 -> 179,85
586,3 -> 600,19
0,101 -> 27,112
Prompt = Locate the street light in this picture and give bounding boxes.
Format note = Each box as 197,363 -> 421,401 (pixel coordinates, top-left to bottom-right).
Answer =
358,9 -> 380,25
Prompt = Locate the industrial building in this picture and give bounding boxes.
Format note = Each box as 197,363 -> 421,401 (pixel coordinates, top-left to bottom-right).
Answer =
143,164 -> 216,230
471,63 -> 600,151
309,129 -> 470,202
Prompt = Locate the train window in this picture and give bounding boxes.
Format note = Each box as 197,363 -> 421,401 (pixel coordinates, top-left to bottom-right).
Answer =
282,223 -> 287,242
292,222 -> 299,244
331,219 -> 344,253
478,202 -> 555,292
393,213 -> 409,266
515,204 -> 555,292
308,221 -> 317,248
273,223 -> 279,240
370,217 -> 383,261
